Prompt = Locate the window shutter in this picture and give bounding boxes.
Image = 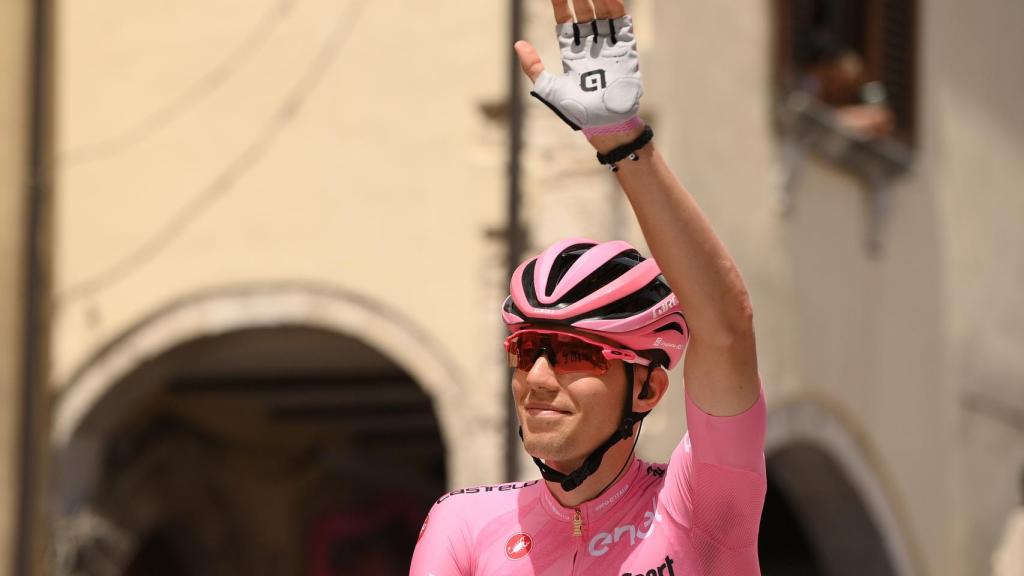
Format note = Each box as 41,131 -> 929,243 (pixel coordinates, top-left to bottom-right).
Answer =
881,0 -> 917,143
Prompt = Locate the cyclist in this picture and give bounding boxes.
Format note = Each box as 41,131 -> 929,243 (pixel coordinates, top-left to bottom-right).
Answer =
411,1 -> 766,574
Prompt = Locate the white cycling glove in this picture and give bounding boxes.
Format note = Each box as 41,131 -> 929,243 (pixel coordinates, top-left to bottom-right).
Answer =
530,15 -> 644,136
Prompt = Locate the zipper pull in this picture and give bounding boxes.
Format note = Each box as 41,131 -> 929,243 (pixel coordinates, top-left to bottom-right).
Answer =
572,508 -> 583,537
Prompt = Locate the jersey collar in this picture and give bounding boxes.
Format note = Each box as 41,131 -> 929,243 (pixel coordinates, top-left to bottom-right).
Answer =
539,457 -> 641,524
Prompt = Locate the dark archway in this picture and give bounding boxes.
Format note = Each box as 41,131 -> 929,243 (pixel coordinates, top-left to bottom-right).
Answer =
64,326 -> 445,576
760,442 -> 898,576
759,473 -> 823,575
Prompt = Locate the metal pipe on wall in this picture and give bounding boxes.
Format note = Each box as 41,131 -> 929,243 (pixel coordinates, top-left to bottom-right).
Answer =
505,0 -> 525,482
17,0 -> 53,573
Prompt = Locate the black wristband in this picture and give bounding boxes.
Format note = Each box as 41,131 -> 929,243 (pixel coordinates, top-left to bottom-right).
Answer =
596,125 -> 654,172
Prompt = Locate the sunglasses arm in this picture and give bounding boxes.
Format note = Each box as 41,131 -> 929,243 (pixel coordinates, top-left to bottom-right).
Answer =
601,348 -> 650,366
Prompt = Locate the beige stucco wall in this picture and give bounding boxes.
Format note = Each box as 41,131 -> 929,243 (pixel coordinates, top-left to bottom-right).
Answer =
992,510 -> 1024,576
0,0 -> 31,573
927,2 -> 1024,574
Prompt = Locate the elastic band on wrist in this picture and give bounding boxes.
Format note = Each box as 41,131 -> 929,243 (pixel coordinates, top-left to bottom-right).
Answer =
583,116 -> 645,138
596,125 -> 654,172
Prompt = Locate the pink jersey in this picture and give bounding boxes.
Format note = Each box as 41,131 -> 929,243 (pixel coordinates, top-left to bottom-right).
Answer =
410,383 -> 767,576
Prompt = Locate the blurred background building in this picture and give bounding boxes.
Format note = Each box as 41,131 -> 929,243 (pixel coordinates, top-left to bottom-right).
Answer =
1,0 -> 1022,575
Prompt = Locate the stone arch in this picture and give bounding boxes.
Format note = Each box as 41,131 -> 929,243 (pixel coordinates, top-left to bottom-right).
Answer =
764,397 -> 922,576
52,284 -> 481,512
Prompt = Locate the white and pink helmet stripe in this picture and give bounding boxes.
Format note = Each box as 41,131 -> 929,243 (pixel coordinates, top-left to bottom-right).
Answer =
533,240 -> 636,304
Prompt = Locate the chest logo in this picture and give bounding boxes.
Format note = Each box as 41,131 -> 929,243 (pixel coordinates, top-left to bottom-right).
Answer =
589,498 -> 663,557
505,533 -> 533,560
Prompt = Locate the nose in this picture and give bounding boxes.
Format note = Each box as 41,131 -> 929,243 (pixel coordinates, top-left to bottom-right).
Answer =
525,354 -> 559,390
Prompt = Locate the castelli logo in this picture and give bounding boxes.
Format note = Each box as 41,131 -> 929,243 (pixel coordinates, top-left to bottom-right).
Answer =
505,533 -> 533,560
418,515 -> 428,542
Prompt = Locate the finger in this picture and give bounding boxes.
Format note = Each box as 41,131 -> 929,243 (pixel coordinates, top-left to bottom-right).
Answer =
514,41 -> 545,84
592,0 -> 611,19
601,0 -> 626,19
572,0 -> 596,22
550,0 -> 572,24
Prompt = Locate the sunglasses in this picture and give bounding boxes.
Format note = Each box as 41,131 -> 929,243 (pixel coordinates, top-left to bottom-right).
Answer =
504,329 -> 650,375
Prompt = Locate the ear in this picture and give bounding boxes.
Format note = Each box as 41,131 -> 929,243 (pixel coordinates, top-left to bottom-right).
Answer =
632,365 -> 669,412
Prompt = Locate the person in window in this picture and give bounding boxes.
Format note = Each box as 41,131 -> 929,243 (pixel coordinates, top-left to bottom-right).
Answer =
794,0 -> 895,139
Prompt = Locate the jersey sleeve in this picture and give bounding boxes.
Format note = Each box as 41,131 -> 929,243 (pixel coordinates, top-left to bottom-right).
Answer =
661,379 -> 767,576
409,496 -> 474,576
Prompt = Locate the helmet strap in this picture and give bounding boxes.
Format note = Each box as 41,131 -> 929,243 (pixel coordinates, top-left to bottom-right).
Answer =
519,363 -> 656,492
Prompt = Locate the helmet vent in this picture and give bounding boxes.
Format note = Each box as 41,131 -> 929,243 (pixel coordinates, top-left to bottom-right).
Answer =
565,277 -> 672,321
522,260 -> 539,304
545,244 -> 597,297
552,249 -> 644,306
654,322 -> 686,334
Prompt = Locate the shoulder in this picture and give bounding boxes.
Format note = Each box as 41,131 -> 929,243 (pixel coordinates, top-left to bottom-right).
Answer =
413,480 -> 545,574
432,479 -> 544,516
419,480 -> 543,551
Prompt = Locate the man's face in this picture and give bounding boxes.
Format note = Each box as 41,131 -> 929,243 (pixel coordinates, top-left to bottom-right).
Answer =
510,331 -> 633,467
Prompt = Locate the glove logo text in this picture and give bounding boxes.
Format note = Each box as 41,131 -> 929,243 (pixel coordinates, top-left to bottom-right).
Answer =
581,69 -> 607,92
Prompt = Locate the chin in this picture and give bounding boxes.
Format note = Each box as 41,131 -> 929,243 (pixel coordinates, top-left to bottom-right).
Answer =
522,431 -> 580,464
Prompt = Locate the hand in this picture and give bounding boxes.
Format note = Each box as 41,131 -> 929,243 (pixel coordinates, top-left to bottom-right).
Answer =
514,0 -> 645,144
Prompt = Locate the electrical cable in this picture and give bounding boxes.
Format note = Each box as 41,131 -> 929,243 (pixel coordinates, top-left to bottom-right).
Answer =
57,0 -> 369,305
61,0 -> 295,167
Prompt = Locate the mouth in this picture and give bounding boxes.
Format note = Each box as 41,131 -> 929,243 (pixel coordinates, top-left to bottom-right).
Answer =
524,403 -> 572,418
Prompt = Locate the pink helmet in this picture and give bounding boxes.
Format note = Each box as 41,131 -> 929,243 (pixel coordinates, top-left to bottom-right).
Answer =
502,238 -> 688,369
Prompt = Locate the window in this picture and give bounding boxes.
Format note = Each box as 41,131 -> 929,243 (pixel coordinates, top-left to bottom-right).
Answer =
773,0 -> 918,253
775,0 -> 917,145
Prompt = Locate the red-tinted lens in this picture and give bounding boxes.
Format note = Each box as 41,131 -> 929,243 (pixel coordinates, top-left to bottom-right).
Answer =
551,336 -> 608,373
507,332 -> 608,374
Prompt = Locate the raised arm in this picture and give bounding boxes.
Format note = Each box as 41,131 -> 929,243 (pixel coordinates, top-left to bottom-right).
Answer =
596,134 -> 760,416
515,0 -> 759,416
